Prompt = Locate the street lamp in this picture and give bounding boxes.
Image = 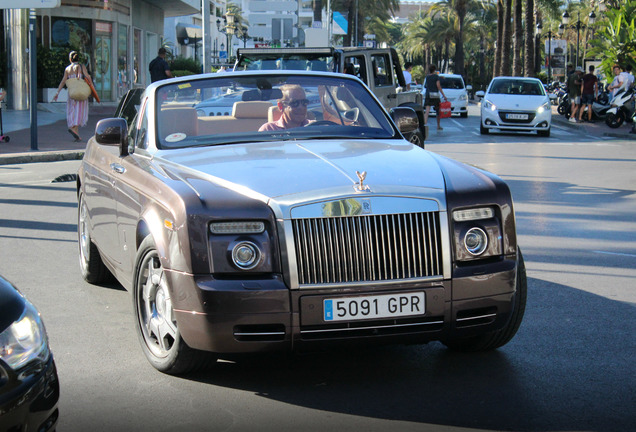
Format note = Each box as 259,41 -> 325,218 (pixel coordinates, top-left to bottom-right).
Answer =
217,11 -> 236,62
559,10 -> 596,70
536,22 -> 555,82
239,26 -> 250,48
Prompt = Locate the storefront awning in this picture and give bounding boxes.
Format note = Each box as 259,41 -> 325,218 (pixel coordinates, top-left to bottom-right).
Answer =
154,0 -> 199,17
176,23 -> 203,45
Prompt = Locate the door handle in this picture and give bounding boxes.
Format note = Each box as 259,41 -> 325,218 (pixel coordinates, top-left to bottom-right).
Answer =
110,163 -> 125,174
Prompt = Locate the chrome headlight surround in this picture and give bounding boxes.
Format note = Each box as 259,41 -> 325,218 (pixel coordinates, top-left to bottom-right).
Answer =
0,301 -> 50,371
208,220 -> 276,273
452,207 -> 502,261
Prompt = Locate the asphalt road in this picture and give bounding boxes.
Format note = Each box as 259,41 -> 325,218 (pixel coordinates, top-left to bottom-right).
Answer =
1,115 -> 634,431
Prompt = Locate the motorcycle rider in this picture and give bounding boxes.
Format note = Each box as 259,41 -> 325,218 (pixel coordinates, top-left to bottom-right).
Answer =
579,65 -> 598,122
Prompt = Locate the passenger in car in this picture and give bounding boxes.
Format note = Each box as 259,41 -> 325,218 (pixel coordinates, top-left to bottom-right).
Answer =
258,84 -> 314,131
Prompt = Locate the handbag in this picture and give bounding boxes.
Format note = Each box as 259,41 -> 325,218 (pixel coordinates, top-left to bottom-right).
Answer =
439,100 -> 452,118
429,91 -> 441,98
66,77 -> 91,101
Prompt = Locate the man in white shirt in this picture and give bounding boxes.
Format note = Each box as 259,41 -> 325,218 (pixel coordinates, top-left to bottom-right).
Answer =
403,62 -> 413,90
608,64 -> 625,99
622,64 -> 634,89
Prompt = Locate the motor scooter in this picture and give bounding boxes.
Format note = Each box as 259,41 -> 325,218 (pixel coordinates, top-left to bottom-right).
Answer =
605,88 -> 635,128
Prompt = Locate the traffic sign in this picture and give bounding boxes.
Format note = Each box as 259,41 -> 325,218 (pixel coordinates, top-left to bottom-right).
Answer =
0,0 -> 61,7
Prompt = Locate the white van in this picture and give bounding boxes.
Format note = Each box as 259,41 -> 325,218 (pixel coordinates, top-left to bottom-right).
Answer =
422,73 -> 469,117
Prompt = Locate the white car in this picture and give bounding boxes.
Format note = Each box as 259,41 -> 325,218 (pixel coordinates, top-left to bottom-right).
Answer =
478,77 -> 551,137
422,73 -> 469,117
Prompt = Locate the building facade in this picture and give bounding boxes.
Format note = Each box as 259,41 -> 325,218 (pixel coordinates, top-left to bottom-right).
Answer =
1,0 -> 198,108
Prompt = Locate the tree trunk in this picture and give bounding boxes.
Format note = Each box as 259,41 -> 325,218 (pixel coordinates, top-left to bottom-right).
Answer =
513,0 -> 523,76
495,0 -> 504,76
501,0 -> 513,76
524,0 -> 535,77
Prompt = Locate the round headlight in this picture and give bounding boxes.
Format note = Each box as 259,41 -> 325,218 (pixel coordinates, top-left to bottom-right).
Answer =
231,241 -> 261,270
464,227 -> 488,256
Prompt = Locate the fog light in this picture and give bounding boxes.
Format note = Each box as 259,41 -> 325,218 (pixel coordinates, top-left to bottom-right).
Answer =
464,227 -> 488,256
232,241 -> 261,270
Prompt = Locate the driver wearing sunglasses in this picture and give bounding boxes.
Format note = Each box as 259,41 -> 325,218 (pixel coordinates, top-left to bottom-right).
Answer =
259,84 -> 314,131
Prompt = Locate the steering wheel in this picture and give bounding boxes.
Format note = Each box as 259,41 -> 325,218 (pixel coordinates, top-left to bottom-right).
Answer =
306,120 -> 338,127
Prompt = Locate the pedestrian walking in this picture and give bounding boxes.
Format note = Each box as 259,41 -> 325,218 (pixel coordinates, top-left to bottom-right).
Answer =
149,47 -> 173,83
579,65 -> 598,122
423,65 -> 448,131
52,51 -> 91,141
568,66 -> 583,122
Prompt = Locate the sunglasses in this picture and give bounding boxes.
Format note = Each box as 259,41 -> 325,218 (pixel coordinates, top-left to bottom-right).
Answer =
283,99 -> 310,108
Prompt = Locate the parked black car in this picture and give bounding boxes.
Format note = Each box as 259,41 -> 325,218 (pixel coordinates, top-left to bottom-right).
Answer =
0,275 -> 59,432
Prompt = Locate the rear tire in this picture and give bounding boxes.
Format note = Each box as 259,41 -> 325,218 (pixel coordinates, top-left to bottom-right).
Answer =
133,236 -> 215,374
78,192 -> 111,284
442,249 -> 527,352
408,130 -> 425,148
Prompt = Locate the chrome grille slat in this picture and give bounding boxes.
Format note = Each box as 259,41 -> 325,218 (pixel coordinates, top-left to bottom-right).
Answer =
292,212 -> 443,286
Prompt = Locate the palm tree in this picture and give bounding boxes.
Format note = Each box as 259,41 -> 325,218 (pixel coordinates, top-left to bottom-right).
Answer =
431,0 -> 477,76
523,0 -> 535,77
513,0 -> 523,76
331,0 -> 400,46
495,0 -> 504,76
501,0 -> 512,75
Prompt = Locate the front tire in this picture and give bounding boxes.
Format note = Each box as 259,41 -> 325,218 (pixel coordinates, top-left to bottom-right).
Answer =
537,127 -> 551,138
133,236 -> 215,374
480,122 -> 489,135
442,249 -> 527,352
606,111 -> 625,128
78,192 -> 111,284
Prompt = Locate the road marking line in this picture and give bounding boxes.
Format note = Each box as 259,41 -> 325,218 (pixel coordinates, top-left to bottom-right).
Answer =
451,119 -> 463,127
594,250 -> 636,258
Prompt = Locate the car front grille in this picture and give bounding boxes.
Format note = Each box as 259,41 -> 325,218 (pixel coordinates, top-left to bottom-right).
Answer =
291,212 -> 443,286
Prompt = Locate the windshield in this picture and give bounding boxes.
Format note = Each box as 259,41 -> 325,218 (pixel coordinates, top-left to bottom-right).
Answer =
235,54 -> 334,72
489,79 -> 545,96
440,77 -> 464,90
154,74 -> 397,149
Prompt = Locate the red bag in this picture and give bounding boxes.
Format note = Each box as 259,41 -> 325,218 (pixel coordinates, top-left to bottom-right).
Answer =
438,101 -> 452,119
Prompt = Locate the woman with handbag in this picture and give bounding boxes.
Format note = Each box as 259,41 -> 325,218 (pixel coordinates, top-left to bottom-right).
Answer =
52,51 -> 92,141
423,64 -> 448,131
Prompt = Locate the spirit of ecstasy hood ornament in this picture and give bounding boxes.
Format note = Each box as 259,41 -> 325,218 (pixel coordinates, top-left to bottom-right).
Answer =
355,170 -> 370,192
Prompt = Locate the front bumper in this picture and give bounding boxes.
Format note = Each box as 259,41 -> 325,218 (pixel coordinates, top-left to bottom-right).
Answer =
481,107 -> 551,132
167,257 -> 518,354
0,356 -> 59,432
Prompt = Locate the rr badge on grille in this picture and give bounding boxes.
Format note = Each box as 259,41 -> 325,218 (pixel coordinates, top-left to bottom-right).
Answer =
355,170 -> 370,192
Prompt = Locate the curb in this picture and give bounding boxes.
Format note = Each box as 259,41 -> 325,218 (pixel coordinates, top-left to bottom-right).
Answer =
0,150 -> 84,166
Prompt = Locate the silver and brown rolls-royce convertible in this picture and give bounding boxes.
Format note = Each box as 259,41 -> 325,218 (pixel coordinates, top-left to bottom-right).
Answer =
77,71 -> 526,374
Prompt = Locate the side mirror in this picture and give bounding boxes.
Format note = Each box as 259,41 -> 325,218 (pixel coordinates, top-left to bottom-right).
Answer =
475,90 -> 485,99
95,118 -> 129,156
390,107 -> 419,135
466,85 -> 473,91
549,93 -> 558,101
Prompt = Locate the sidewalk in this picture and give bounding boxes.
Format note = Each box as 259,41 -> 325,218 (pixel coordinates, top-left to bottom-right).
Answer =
0,102 -> 118,165
550,105 -> 636,139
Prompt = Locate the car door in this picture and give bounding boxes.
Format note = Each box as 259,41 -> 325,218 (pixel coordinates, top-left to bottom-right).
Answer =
112,97 -> 152,280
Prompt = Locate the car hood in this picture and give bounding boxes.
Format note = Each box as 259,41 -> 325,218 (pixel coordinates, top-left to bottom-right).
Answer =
485,94 -> 548,110
157,139 -> 446,206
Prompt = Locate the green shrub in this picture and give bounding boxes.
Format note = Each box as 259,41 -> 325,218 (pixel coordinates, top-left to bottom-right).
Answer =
170,57 -> 202,75
171,70 -> 199,78
37,45 -> 74,88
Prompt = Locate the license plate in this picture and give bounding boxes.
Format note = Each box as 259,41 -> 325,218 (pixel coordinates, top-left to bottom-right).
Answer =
324,292 -> 425,322
506,113 -> 528,120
